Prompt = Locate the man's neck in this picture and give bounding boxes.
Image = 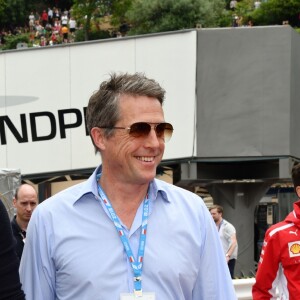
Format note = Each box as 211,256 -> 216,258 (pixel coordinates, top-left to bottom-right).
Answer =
16,216 -> 28,232
99,176 -> 149,228
215,218 -> 223,227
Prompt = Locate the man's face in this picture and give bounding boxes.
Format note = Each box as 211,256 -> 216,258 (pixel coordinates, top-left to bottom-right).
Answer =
296,186 -> 300,198
13,185 -> 38,223
210,208 -> 222,223
99,94 -> 166,185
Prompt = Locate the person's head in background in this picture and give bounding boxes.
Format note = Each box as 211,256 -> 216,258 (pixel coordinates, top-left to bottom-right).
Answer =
292,163 -> 300,198
209,204 -> 223,224
13,184 -> 38,229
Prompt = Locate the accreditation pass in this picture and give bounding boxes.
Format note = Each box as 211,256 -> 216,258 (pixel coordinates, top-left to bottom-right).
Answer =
120,292 -> 155,299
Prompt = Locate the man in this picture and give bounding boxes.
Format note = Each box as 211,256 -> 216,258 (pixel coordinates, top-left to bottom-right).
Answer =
230,0 -> 237,10
61,12 -> 68,27
41,10 -> 48,28
209,204 -> 238,279
20,73 -> 237,299
254,0 -> 261,9
48,7 -> 53,25
28,12 -> 35,32
11,184 -> 38,261
252,163 -> 300,299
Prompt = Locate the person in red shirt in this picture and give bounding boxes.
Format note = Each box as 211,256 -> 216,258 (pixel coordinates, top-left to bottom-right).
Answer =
253,162 -> 300,300
41,10 -> 48,28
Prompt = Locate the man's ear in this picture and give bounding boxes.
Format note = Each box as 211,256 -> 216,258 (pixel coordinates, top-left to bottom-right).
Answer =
90,127 -> 106,151
296,186 -> 300,199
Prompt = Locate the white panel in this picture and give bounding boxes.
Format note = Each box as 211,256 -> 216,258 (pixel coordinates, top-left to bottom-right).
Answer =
1,31 -> 197,176
4,47 -> 72,174
69,39 -> 137,170
135,31 -> 197,159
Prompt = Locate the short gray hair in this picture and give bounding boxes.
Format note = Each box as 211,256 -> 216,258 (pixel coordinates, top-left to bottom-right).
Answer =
86,72 -> 166,150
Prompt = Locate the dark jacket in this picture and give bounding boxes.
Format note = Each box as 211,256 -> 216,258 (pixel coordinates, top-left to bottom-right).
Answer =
11,216 -> 26,261
0,200 -> 26,300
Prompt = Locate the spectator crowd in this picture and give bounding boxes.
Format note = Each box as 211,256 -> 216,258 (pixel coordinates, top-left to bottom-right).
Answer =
0,7 -> 78,48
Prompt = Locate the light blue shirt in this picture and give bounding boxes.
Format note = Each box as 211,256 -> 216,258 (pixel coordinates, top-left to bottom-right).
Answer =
20,166 -> 237,300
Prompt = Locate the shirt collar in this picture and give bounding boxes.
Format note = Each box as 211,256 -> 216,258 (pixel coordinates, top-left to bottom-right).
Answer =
151,178 -> 171,203
72,165 -> 171,205
71,166 -> 101,205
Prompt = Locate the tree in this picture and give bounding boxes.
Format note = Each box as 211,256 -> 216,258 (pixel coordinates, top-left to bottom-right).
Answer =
71,0 -> 112,41
249,0 -> 300,27
0,0 -> 6,17
233,0 -> 255,26
125,0 -> 226,35
110,0 -> 134,28
0,0 -> 61,31
0,0 -> 27,30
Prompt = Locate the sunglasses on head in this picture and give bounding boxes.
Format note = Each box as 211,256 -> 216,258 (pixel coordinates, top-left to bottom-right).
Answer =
100,122 -> 174,142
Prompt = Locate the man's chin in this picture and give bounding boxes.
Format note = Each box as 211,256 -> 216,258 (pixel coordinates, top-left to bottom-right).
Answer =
137,173 -> 156,185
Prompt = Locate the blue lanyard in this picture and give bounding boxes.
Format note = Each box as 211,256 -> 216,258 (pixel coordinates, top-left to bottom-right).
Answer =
96,173 -> 149,297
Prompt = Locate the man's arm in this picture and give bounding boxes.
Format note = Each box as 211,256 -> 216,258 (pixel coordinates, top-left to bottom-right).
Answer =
192,205 -> 237,299
19,207 -> 56,300
226,233 -> 237,261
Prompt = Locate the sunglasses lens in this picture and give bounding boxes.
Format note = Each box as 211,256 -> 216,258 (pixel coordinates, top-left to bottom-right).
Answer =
128,122 -> 174,142
157,123 -> 173,142
129,122 -> 151,137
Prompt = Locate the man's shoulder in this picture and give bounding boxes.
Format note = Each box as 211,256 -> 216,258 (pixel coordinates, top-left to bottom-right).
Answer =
10,215 -> 19,232
265,220 -> 294,238
154,178 -> 200,198
40,179 -> 91,209
222,219 -> 236,232
223,219 -> 234,226
153,179 -> 206,210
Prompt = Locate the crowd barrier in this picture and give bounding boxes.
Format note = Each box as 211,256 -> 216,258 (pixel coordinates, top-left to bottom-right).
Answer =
233,278 -> 279,299
233,278 -> 255,300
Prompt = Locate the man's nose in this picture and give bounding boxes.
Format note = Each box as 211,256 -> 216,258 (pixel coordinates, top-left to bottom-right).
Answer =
26,204 -> 33,210
145,128 -> 160,147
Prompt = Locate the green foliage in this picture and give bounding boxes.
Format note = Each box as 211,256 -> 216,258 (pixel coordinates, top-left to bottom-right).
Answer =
71,0 -> 100,19
0,0 -> 74,29
0,0 -> 47,29
125,0 -> 226,35
0,0 -> 27,28
1,33 -> 30,50
0,0 -> 7,16
249,0 -> 300,26
88,29 -> 111,40
74,28 -> 111,42
72,0 -> 113,40
110,0 -> 134,27
2,0 -> 300,44
218,9 -> 233,27
234,0 -> 253,25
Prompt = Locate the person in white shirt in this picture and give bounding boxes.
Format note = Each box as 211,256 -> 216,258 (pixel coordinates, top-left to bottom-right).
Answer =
230,0 -> 237,10
210,204 -> 238,278
61,12 -> 68,26
28,12 -> 35,32
69,17 -> 76,34
254,0 -> 261,9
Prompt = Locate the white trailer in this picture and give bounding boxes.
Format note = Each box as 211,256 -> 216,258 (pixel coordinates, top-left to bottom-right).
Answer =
0,30 -> 197,176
